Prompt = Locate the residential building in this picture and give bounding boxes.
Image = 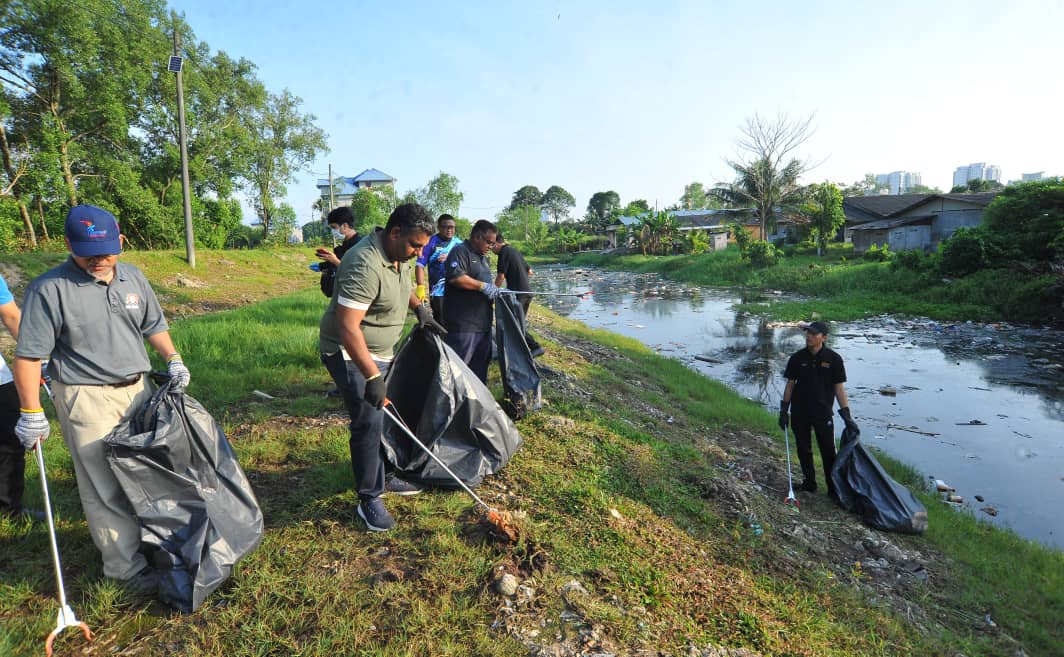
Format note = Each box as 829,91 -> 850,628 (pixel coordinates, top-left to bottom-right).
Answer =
315,168 -> 397,216
874,171 -> 922,195
842,192 -> 999,253
952,163 -> 1001,189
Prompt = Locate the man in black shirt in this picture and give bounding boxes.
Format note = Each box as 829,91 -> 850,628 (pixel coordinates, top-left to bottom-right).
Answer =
316,206 -> 361,298
443,220 -> 501,383
491,233 -> 543,357
778,321 -> 860,498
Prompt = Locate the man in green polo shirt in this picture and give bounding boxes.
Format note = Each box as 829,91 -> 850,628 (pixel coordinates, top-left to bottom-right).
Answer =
319,203 -> 443,532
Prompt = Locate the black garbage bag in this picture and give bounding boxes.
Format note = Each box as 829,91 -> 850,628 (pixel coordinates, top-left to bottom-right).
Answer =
381,328 -> 522,488
494,294 -> 542,419
104,381 -> 263,612
831,427 -> 928,534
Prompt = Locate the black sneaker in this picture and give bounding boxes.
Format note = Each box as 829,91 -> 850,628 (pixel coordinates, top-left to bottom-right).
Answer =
529,345 -> 546,358
798,480 -> 818,492
326,387 -> 344,398
384,475 -> 423,496
357,497 -> 395,532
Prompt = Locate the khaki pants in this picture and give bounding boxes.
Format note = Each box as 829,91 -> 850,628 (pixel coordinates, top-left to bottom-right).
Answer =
52,378 -> 153,580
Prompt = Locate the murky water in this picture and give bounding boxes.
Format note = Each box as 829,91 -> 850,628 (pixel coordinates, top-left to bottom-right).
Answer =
533,266 -> 1064,551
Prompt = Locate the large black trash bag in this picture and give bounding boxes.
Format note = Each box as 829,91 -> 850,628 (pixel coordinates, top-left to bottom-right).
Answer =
381,328 -> 522,488
494,294 -> 542,419
104,380 -> 263,612
831,427 -> 928,534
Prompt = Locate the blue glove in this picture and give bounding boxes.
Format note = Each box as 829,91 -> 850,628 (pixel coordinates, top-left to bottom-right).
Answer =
15,410 -> 50,450
167,355 -> 191,392
480,282 -> 502,300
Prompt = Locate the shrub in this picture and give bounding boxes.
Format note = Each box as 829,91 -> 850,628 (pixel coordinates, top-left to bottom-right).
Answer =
863,243 -> 890,262
745,240 -> 781,267
939,227 -> 987,277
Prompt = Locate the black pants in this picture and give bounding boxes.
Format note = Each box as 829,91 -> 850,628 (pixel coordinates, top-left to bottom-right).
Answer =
429,296 -> 444,324
322,352 -> 388,501
0,382 -> 26,515
444,331 -> 491,383
790,413 -> 837,492
518,297 -> 542,352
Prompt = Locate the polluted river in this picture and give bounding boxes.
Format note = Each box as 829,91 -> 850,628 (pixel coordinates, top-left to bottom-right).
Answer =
532,265 -> 1064,551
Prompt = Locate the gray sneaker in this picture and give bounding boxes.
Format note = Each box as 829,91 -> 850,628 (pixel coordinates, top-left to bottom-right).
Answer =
357,497 -> 395,532
384,475 -> 423,496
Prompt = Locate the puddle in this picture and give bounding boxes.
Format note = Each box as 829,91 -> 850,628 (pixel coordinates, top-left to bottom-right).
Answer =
535,266 -> 1064,551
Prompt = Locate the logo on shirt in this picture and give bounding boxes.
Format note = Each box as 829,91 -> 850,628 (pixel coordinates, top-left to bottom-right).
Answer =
124,293 -> 140,309
451,261 -> 458,268
820,362 -> 831,368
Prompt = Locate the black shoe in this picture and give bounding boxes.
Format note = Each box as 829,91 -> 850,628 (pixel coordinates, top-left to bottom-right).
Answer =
357,497 -> 395,532
326,387 -> 344,398
2,507 -> 46,523
384,475 -> 423,496
798,480 -> 818,492
529,346 -> 546,358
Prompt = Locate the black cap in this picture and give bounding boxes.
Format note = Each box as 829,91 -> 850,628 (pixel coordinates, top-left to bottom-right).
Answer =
803,321 -> 829,335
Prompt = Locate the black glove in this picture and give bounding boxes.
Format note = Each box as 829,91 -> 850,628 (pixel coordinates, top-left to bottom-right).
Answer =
838,407 -> 860,435
778,401 -> 789,431
414,303 -> 448,336
363,374 -> 387,409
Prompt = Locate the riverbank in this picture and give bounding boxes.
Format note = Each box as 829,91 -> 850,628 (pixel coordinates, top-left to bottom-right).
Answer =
1,250 -> 1060,656
568,246 -> 1060,325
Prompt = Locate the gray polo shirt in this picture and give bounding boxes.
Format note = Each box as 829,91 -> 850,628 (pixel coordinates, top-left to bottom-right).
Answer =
319,231 -> 413,359
15,258 -> 169,385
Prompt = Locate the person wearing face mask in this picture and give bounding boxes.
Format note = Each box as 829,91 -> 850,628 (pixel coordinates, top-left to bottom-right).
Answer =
12,205 -> 191,597
315,206 -> 361,298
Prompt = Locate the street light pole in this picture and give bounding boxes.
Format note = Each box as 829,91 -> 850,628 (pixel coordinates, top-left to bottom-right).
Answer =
171,12 -> 195,268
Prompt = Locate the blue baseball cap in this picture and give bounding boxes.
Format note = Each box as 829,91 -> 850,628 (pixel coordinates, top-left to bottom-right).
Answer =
65,205 -> 122,257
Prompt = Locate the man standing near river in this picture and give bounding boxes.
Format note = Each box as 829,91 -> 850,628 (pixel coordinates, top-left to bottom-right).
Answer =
778,321 -> 860,499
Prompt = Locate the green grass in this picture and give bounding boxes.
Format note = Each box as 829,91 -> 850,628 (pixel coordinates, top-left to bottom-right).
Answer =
1,255 -> 1061,656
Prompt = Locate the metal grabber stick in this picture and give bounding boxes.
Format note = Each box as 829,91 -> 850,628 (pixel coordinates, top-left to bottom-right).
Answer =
36,381 -> 93,656
783,426 -> 800,509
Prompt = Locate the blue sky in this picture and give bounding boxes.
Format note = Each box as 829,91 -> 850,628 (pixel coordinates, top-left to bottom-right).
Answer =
168,0 -> 1064,224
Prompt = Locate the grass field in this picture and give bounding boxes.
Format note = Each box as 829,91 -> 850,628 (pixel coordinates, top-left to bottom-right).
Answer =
0,250 -> 1060,656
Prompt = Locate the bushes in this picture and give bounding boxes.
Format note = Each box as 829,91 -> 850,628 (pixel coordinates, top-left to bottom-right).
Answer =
863,243 -> 890,262
982,178 -> 1064,262
938,227 -> 989,277
745,240 -> 781,267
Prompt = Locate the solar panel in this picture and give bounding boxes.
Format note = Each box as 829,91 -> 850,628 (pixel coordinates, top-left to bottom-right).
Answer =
167,56 -> 183,73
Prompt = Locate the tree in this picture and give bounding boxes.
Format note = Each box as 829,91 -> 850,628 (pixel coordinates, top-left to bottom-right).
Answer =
803,182 -> 845,256
840,174 -> 888,197
509,185 -> 542,210
636,210 -> 677,255
541,185 -> 575,223
244,89 -> 328,235
417,171 -> 463,218
981,177 -> 1064,262
496,204 -> 542,243
622,199 -> 650,216
906,183 -> 942,195
585,190 -> 620,230
350,188 -> 386,235
951,179 -> 1004,194
681,182 -> 706,209
711,113 -> 814,238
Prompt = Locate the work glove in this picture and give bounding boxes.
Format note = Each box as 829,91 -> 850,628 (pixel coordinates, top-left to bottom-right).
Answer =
479,282 -> 502,300
167,355 -> 191,393
778,401 -> 789,431
414,303 -> 448,336
15,410 -> 50,450
415,284 -> 428,303
838,407 -> 860,435
363,374 -> 386,409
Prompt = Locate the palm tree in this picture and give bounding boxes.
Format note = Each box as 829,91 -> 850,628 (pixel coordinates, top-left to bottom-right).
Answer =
712,157 -> 804,239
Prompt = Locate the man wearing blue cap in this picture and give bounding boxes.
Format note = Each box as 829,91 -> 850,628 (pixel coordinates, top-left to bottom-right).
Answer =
11,204 -> 191,596
778,321 -> 860,499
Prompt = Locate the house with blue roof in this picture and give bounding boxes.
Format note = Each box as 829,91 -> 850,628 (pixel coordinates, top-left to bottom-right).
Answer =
316,168 -> 397,215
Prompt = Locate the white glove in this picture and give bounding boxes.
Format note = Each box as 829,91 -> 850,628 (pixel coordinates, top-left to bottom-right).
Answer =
167,355 -> 191,392
15,410 -> 50,450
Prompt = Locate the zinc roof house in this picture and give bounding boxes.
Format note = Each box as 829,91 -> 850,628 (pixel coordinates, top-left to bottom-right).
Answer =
316,168 -> 397,214
843,192 -> 999,253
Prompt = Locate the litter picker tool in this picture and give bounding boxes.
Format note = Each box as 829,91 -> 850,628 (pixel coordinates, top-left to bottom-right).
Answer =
502,290 -> 590,298
783,426 -> 800,509
381,400 -> 519,542
37,381 -> 93,656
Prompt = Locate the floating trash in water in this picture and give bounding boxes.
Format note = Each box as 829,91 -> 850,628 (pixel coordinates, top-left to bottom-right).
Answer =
879,386 -> 897,396
956,419 -> 987,426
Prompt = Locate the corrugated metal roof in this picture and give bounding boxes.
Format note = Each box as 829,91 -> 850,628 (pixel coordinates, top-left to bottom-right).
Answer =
849,214 -> 935,231
843,194 -> 933,218
352,168 -> 395,183
936,192 -> 1000,206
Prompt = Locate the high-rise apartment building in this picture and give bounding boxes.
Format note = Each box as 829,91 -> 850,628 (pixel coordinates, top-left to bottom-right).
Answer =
874,171 -> 922,195
953,163 -> 1001,188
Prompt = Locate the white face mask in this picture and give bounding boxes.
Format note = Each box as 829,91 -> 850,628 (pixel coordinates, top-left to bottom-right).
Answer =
331,228 -> 345,240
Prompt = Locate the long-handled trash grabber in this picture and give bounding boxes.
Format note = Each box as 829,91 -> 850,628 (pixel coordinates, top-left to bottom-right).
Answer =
34,440 -> 93,656
381,400 -> 519,542
783,426 -> 800,509
502,290 -> 590,297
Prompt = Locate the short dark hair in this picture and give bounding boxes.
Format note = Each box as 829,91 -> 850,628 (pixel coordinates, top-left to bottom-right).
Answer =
470,219 -> 498,240
386,203 -> 435,236
495,231 -> 506,242
326,206 -> 354,228
437,213 -> 455,225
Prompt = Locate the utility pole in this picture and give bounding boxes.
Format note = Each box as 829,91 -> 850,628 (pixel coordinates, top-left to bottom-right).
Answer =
171,11 -> 195,268
328,163 -> 335,211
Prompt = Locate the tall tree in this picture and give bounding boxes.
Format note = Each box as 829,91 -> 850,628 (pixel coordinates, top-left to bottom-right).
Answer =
418,171 -> 463,218
622,199 -> 650,216
681,182 -> 707,209
496,204 -> 542,243
244,89 -> 327,234
712,113 -> 814,237
509,184 -> 542,210
802,182 -> 845,256
541,185 -> 575,223
585,190 -> 620,230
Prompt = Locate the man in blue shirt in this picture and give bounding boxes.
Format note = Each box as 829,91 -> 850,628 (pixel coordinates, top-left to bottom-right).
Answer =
415,214 -> 462,321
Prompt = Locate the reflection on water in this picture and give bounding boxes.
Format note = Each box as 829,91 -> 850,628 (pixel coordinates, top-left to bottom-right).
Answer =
533,265 -> 1064,551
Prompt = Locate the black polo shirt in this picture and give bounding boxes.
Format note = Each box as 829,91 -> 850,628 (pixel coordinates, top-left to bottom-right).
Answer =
783,346 -> 847,419
443,241 -> 493,333
496,244 -> 530,292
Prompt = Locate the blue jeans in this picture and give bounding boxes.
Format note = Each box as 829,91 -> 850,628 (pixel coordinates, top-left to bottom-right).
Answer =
321,352 -> 390,501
